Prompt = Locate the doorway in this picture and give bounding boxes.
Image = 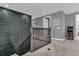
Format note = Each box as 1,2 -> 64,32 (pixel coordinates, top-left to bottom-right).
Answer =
75,15 -> 79,40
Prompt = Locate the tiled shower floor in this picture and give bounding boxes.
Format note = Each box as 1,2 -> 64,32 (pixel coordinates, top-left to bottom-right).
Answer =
12,39 -> 79,56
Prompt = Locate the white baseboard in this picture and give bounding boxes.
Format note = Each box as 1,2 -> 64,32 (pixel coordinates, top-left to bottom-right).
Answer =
74,37 -> 79,40
51,37 -> 65,41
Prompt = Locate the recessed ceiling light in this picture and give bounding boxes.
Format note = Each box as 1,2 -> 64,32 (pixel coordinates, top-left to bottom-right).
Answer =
5,5 -> 9,7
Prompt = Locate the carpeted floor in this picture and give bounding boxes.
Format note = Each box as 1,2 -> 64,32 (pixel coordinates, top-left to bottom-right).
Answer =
12,39 -> 79,56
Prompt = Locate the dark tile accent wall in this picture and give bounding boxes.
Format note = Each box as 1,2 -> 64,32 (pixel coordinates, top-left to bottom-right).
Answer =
0,7 -> 31,56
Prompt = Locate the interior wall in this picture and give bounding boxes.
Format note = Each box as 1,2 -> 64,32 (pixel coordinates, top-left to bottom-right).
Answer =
50,11 -> 66,39
32,11 -> 66,40
32,17 -> 43,28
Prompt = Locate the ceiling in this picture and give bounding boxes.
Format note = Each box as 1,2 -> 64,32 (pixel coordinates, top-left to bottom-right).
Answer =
0,3 -> 79,19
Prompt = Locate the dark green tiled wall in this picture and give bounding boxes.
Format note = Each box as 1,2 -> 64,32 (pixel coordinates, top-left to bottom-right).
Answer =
0,7 -> 31,56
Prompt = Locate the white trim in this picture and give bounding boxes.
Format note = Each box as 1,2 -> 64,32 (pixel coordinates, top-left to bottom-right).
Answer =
51,37 -> 77,41
51,37 -> 65,41
74,37 -> 79,40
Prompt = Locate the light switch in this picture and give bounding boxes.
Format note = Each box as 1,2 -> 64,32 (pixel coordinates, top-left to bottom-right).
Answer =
57,27 -> 61,29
